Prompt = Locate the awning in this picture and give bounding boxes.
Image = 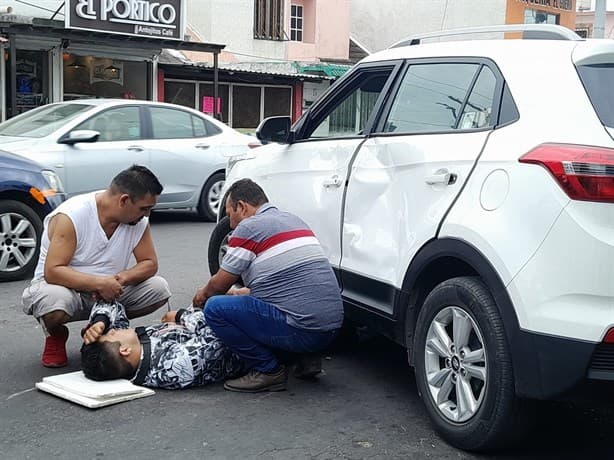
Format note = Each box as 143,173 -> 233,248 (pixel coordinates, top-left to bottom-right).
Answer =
299,63 -> 351,78
0,18 -> 224,54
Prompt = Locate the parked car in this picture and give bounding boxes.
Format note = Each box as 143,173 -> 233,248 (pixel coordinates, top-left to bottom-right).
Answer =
209,24 -> 614,451
0,100 -> 260,221
0,150 -> 65,281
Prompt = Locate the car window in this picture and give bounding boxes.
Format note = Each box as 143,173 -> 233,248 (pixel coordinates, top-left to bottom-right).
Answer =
307,70 -> 393,139
577,63 -> 614,129
76,106 -> 141,142
0,103 -> 91,138
458,66 -> 497,129
150,107 -> 216,139
383,63 -> 480,134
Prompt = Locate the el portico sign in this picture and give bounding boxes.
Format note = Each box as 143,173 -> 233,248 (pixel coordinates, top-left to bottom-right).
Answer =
66,0 -> 185,40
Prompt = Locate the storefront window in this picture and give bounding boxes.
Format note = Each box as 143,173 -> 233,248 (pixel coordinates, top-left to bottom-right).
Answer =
164,81 -> 196,108
524,9 -> 559,24
12,50 -> 50,116
63,55 -> 147,100
264,87 -> 292,118
232,85 -> 261,129
199,83 -> 229,122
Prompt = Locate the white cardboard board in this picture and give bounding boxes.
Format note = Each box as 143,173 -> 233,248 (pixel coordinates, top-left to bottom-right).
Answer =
36,371 -> 154,409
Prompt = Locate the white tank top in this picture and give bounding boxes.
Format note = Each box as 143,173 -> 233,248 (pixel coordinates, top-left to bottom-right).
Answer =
34,191 -> 148,280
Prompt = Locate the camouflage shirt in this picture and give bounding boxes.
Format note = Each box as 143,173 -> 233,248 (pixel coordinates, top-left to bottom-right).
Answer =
87,302 -> 243,389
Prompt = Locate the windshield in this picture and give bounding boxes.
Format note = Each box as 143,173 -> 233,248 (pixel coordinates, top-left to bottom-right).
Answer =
0,103 -> 92,138
576,63 -> 614,129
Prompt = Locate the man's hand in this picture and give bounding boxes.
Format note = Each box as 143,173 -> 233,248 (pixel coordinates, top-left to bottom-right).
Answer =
227,286 -> 251,296
82,321 -> 106,345
192,286 -> 207,308
161,311 -> 178,323
96,275 -> 124,301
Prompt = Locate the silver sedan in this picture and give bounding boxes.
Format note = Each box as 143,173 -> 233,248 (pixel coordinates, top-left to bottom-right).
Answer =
0,99 -> 261,221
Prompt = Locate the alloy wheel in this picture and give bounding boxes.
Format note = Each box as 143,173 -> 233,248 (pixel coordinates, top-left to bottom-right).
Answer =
424,306 -> 488,423
0,212 -> 37,273
207,180 -> 225,217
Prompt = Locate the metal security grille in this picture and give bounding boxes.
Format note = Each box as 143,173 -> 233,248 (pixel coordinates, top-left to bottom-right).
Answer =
254,0 -> 285,40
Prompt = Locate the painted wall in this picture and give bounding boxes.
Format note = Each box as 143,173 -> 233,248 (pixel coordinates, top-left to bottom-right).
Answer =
576,10 -> 614,36
187,0 -> 349,63
286,0 -> 350,61
351,0 -> 508,53
187,0 -> 287,62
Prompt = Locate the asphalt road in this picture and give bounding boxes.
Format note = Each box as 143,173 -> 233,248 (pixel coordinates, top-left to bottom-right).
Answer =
1,212 -> 614,459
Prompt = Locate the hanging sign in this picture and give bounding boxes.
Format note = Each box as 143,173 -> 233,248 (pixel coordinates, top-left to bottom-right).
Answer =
66,0 -> 185,40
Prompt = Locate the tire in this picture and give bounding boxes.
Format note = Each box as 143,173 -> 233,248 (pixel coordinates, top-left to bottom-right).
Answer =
207,216 -> 232,275
413,276 -> 524,452
0,200 -> 43,281
198,172 -> 225,222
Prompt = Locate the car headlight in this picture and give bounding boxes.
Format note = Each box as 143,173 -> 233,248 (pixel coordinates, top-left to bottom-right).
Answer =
41,170 -> 65,193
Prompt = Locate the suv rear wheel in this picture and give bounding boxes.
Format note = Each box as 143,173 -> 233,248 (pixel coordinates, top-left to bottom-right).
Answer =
0,200 -> 42,281
414,276 -> 525,451
207,216 -> 231,275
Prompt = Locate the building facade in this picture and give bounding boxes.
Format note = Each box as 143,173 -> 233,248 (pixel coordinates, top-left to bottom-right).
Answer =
160,0 -> 352,129
351,0 -> 577,53
0,0 -> 222,121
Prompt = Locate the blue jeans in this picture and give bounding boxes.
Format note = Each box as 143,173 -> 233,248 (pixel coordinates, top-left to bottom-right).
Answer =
204,295 -> 337,373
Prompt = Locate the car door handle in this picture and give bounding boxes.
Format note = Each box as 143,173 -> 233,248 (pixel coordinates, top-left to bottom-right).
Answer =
127,145 -> 145,152
425,169 -> 457,185
196,144 -> 210,150
323,175 -> 343,188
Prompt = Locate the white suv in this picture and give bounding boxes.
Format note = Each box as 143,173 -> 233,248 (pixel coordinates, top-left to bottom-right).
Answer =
209,25 -> 614,451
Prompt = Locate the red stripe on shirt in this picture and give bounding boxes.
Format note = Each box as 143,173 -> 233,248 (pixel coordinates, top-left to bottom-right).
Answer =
229,229 -> 315,255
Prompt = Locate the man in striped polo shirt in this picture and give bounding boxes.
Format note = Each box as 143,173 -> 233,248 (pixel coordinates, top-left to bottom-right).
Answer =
193,179 -> 343,393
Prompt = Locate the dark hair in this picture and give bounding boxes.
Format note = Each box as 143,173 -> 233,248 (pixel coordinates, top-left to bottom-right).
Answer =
227,178 -> 268,210
109,165 -> 163,201
81,341 -> 136,381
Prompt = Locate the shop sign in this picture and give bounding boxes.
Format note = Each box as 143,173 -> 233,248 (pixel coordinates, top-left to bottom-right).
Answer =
515,0 -> 573,11
66,0 -> 185,40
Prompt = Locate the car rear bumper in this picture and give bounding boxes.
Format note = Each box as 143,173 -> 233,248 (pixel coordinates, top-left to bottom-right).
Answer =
514,328 -> 614,400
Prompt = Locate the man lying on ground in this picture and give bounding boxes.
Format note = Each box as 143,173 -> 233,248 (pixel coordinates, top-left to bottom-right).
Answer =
80,301 -> 243,389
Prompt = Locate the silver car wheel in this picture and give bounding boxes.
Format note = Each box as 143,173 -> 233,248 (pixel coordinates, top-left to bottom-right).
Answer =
424,306 -> 487,423
207,180 -> 225,217
0,211 -> 37,273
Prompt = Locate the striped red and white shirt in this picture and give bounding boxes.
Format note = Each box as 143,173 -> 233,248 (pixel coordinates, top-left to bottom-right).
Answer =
221,204 -> 343,331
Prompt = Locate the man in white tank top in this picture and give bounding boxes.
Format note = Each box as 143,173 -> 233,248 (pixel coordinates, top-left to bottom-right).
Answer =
22,165 -> 171,368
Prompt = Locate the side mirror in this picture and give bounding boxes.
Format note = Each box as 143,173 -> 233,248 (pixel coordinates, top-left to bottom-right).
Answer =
58,130 -> 100,145
256,116 -> 294,144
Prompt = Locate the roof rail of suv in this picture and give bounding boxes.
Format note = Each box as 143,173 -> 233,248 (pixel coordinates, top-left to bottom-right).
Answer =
390,24 -> 583,48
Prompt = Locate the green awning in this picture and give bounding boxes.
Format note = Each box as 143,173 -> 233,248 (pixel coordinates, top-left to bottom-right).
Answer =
298,63 -> 350,78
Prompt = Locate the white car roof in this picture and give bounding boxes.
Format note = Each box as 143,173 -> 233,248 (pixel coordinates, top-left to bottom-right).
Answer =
362,38 -> 614,67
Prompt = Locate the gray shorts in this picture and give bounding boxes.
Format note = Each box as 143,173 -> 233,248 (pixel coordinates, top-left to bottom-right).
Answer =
22,276 -> 171,322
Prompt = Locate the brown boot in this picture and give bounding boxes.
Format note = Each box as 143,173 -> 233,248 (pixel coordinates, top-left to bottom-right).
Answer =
224,366 -> 287,393
293,353 -> 322,379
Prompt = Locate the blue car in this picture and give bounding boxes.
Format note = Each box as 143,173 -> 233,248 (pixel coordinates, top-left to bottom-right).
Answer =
0,150 -> 66,281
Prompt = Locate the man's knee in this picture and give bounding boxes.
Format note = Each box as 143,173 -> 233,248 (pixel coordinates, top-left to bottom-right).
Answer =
204,296 -> 222,323
147,276 -> 171,299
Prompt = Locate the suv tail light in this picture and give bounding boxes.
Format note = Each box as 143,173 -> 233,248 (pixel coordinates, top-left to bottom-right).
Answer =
247,142 -> 262,149
519,143 -> 614,203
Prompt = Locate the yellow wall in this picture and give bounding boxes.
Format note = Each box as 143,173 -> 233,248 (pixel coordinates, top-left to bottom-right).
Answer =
506,0 -> 576,29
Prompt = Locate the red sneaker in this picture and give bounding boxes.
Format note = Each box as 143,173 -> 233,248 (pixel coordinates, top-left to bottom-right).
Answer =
42,325 -> 69,368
